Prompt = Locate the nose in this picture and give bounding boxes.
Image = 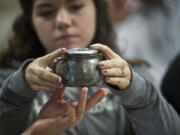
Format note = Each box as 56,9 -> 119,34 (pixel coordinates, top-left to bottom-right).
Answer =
55,9 -> 72,29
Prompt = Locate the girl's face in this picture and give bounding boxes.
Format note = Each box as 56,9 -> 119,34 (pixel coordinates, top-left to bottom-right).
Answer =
32,0 -> 96,53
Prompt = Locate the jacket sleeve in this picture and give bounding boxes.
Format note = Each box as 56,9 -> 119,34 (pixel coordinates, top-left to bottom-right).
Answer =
0,60 -> 37,135
111,68 -> 180,135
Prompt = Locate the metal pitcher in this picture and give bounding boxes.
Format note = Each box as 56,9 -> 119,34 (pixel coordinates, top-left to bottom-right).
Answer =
51,48 -> 104,87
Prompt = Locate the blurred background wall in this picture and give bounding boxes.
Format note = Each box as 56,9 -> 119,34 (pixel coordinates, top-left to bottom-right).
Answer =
0,0 -> 21,47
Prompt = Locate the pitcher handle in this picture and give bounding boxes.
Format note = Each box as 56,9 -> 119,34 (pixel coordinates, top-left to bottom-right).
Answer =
51,57 -> 65,74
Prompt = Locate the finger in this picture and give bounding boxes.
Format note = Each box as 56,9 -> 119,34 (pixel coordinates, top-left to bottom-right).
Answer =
90,44 -> 120,59
32,67 -> 62,84
71,101 -> 78,107
76,87 -> 88,121
98,59 -> 126,70
51,86 -> 66,101
101,67 -> 129,77
40,48 -> 66,66
46,66 -> 53,72
105,77 -> 131,89
63,103 -> 76,128
85,88 -> 106,113
31,84 -> 54,91
27,74 -> 57,87
92,88 -> 106,104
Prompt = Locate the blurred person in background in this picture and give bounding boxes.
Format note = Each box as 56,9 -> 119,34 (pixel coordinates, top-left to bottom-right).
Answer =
108,0 -> 180,90
0,0 -> 180,135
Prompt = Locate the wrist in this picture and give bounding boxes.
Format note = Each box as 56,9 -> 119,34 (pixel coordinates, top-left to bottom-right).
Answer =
23,120 -> 61,135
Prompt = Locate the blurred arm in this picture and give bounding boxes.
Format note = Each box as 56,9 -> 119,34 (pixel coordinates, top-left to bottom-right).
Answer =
0,60 -> 36,135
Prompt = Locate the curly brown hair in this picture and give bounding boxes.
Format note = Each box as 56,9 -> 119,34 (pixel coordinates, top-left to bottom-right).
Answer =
0,0 -> 117,67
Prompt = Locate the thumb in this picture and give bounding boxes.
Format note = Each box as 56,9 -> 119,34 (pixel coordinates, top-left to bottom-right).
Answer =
90,44 -> 120,59
40,48 -> 66,66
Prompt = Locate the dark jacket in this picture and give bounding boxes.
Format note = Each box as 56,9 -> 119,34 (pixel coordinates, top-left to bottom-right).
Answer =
161,53 -> 180,115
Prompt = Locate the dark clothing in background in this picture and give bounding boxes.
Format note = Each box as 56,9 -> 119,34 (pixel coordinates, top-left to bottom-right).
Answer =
161,53 -> 180,115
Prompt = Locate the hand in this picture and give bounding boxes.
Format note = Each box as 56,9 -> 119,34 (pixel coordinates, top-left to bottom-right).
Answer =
90,44 -> 131,90
22,86 -> 106,135
25,48 -> 66,91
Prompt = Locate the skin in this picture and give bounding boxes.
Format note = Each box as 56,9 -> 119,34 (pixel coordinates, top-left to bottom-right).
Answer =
32,0 -> 96,53
23,0 -> 132,134
26,0 -> 96,91
90,44 -> 131,90
22,86 -> 107,135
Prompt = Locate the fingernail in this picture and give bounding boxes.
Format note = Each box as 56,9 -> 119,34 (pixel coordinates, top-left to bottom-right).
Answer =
90,45 -> 97,48
103,69 -> 107,73
61,48 -> 66,51
72,101 -> 78,106
98,92 -> 104,98
105,77 -> 110,81
57,83 -> 62,87
56,78 -> 59,82
84,88 -> 88,93
98,63 -> 104,67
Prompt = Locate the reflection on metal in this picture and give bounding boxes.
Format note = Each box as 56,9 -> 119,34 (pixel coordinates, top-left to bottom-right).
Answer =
52,48 -> 104,87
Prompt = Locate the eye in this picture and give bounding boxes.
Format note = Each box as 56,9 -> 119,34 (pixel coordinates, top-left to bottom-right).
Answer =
37,10 -> 56,18
70,4 -> 84,12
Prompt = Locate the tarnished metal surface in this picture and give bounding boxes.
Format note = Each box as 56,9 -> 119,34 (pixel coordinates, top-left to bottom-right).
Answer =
53,48 -> 104,87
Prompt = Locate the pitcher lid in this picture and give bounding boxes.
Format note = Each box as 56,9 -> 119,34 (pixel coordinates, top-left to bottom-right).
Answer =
66,48 -> 98,55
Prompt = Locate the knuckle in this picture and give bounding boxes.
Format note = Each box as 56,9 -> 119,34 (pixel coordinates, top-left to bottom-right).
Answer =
42,54 -> 52,63
47,54 -> 53,61
122,79 -> 130,89
126,68 -> 131,76
112,60 -> 117,67
119,59 -> 126,66
104,45 -> 109,49
104,45 -> 110,52
35,58 -> 42,64
121,58 -> 126,63
27,66 -> 34,73
39,69 -> 45,76
26,74 -> 32,82
36,57 -> 42,62
110,69 -> 116,76
124,79 -> 129,85
118,79 -> 122,85
96,43 -> 103,47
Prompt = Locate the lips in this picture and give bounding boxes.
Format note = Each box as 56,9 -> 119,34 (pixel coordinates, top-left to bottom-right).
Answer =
57,34 -> 78,40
